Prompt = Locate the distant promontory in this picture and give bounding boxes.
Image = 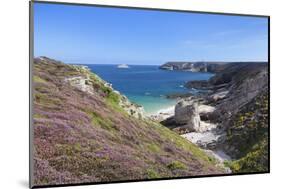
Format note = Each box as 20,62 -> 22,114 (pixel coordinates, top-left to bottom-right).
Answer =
159,61 -> 267,73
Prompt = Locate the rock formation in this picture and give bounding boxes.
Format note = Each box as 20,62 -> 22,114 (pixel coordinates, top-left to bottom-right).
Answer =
159,61 -> 266,73
161,61 -> 269,173
174,100 -> 200,132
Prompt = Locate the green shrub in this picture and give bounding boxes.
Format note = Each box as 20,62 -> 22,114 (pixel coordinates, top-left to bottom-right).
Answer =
228,138 -> 268,173
107,91 -> 119,104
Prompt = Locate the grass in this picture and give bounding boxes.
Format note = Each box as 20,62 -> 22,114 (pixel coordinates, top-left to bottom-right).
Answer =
33,113 -> 47,119
34,93 -> 62,107
167,161 -> 187,170
55,144 -> 80,156
146,168 -> 160,179
146,143 -> 161,153
105,92 -> 126,114
90,112 -> 115,131
106,92 -> 119,106
33,75 -> 47,83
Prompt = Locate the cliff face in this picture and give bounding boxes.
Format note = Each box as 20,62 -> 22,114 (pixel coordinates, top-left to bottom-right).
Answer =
207,63 -> 268,115
223,89 -> 268,173
32,57 -> 224,186
161,62 -> 269,173
160,62 -> 226,73
160,61 -> 267,74
160,62 -> 209,72
204,63 -> 268,173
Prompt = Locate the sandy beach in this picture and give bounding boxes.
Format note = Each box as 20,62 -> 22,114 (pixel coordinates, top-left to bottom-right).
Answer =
148,105 -> 175,121
149,101 -> 231,162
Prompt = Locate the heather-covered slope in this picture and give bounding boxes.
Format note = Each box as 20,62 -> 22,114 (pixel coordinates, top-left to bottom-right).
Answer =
32,57 -> 224,186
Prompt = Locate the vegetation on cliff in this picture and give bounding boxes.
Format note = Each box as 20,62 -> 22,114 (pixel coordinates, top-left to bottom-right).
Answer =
224,90 -> 269,173
160,61 -> 269,174
32,57 -> 224,186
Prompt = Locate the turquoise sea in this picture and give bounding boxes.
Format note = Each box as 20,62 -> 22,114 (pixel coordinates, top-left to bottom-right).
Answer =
86,64 -> 213,114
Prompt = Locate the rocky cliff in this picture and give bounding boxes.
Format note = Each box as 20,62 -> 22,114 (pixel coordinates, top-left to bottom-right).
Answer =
161,62 -> 269,173
160,61 -> 267,73
223,89 -> 268,173
32,57 -> 224,186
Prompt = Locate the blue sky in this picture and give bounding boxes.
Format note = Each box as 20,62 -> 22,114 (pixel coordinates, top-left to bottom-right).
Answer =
34,2 -> 268,65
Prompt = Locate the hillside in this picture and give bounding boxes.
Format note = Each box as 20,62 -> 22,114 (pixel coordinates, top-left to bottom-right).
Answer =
32,57 -> 224,186
160,62 -> 269,173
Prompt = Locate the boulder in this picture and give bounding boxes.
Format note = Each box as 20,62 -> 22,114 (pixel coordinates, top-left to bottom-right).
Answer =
174,100 -> 200,132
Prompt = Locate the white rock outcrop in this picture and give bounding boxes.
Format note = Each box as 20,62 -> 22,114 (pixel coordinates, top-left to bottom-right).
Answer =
174,100 -> 201,132
65,76 -> 95,94
119,95 -> 145,119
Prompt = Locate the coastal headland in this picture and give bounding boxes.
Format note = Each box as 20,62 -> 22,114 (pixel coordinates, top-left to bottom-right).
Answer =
32,57 -> 268,186
157,61 -> 268,173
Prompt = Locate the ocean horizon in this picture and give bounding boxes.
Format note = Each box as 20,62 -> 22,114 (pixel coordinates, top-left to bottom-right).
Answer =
84,64 -> 214,114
